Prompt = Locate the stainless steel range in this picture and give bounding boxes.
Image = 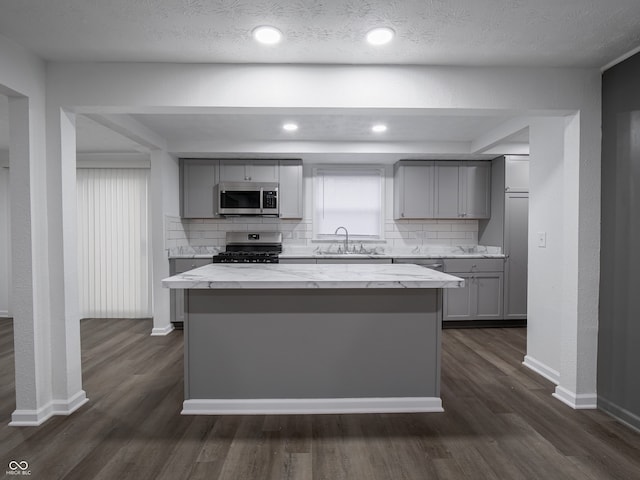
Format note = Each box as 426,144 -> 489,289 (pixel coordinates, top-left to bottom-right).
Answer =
212,232 -> 282,263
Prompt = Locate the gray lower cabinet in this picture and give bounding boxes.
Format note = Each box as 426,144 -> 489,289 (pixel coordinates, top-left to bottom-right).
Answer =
443,258 -> 504,321
169,258 -> 213,325
180,159 -> 219,218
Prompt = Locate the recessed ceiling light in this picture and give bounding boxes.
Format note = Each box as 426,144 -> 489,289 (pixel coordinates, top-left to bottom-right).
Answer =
283,123 -> 298,132
366,27 -> 395,46
252,26 -> 283,45
372,124 -> 388,133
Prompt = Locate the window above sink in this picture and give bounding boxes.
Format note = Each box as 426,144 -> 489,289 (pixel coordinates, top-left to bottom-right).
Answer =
312,166 -> 384,241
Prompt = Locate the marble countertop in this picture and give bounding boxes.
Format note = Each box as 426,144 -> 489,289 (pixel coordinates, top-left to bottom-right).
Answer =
162,263 -> 464,290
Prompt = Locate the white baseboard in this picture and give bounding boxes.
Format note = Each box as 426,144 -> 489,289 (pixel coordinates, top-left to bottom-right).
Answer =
9,390 -> 89,427
552,386 -> 597,410
182,397 -> 444,415
151,324 -> 174,336
0,310 -> 9,318
522,355 -> 560,385
598,397 -> 640,433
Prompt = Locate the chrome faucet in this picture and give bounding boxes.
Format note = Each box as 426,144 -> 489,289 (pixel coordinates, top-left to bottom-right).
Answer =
334,226 -> 349,254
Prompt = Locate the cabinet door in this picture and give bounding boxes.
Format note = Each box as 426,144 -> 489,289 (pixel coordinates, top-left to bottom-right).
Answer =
181,159 -> 218,218
248,161 -> 279,182
505,156 -> 529,193
474,273 -> 504,319
219,160 -> 279,182
443,273 -> 473,320
394,162 -> 434,219
278,160 -> 303,219
434,163 -> 460,218
219,161 -> 248,182
459,162 -> 491,219
504,193 -> 529,319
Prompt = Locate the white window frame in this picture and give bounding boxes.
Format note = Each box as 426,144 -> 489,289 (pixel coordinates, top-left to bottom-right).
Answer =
312,165 -> 385,242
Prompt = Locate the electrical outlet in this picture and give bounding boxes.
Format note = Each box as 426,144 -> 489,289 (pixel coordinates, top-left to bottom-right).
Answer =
537,232 -> 547,248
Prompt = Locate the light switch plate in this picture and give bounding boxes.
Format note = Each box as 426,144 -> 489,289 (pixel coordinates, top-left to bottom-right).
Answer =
537,232 -> 547,248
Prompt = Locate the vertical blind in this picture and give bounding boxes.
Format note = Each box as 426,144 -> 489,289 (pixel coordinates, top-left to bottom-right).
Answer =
76,168 -> 151,318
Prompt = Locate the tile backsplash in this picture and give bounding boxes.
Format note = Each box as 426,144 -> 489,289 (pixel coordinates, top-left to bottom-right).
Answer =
165,215 -> 479,256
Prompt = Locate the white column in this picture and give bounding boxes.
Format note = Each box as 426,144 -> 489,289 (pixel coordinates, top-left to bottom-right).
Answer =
149,150 -> 178,336
8,97 -> 55,425
552,112 -> 601,409
43,108 -> 87,419
526,113 -> 600,409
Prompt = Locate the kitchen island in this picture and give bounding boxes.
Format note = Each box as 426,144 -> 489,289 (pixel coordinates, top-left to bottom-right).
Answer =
162,263 -> 463,415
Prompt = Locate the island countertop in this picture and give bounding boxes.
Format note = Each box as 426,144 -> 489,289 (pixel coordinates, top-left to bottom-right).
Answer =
162,263 -> 464,290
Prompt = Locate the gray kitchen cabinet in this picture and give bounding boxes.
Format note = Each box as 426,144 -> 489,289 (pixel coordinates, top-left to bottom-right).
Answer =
434,162 -> 461,218
219,160 -> 279,183
459,162 -> 491,218
505,156 -> 530,192
393,160 -> 490,220
443,258 -> 504,321
478,155 -> 529,322
169,257 -> 213,326
434,161 -> 491,219
180,159 -> 219,218
504,192 -> 529,319
316,258 -> 393,264
278,160 -> 303,219
393,160 -> 435,219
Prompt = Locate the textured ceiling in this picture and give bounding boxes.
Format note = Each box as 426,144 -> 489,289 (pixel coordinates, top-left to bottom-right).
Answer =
0,0 -> 639,67
131,112 -> 513,143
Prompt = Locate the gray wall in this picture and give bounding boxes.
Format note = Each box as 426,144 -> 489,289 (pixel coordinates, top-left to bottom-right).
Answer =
599,52 -> 640,430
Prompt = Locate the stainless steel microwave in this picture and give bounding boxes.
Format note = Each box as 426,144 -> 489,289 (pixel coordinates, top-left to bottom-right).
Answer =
217,182 -> 279,216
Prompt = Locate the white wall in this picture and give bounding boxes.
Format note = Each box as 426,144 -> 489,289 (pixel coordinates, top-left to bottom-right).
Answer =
525,118 -> 567,382
0,164 -> 9,316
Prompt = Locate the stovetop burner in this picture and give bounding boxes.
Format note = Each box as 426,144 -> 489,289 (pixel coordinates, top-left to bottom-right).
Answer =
213,251 -> 280,263
212,231 -> 282,264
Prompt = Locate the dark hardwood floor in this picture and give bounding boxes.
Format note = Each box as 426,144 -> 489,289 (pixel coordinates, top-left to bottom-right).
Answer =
1,317 -> 639,479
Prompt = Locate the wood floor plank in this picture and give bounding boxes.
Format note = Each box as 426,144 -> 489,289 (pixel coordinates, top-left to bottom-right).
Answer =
1,319 -> 640,480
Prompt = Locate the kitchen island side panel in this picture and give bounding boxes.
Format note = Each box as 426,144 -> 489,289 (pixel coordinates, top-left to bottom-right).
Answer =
185,288 -> 441,400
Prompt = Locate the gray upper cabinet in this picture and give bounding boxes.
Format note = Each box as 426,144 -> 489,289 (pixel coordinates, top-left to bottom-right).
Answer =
180,159 -> 219,218
434,163 -> 461,218
504,156 -> 530,192
434,161 -> 491,219
459,162 -> 491,218
396,160 -> 491,220
219,160 -> 279,183
278,160 -> 303,219
393,160 -> 434,219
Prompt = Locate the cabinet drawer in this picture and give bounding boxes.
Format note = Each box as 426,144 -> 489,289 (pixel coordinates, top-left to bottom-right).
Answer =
171,258 -> 213,274
443,258 -> 504,273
